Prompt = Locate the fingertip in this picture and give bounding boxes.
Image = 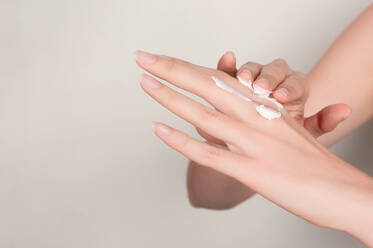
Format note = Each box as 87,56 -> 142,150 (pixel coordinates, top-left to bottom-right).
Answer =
273,87 -> 290,103
253,78 -> 271,91
326,104 -> 352,121
223,50 -> 235,60
318,104 -> 352,133
153,122 -> 172,138
218,51 -> 237,76
340,104 -> 352,120
236,69 -> 253,83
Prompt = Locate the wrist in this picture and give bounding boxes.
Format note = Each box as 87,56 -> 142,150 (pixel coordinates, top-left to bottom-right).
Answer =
344,186 -> 373,247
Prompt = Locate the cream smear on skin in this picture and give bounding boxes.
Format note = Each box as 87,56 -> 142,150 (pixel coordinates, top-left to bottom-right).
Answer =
237,76 -> 283,109
211,76 -> 282,120
211,76 -> 252,102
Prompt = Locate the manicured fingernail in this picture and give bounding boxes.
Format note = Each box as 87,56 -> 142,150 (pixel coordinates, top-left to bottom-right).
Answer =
141,74 -> 162,89
136,50 -> 156,64
275,88 -> 288,98
255,78 -> 270,89
225,51 -> 235,60
154,123 -> 172,137
239,69 -> 252,82
237,75 -> 251,88
343,106 -> 352,119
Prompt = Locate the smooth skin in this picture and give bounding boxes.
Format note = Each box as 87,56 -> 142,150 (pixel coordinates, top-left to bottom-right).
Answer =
136,4 -> 373,247
188,3 -> 373,212
188,53 -> 352,210
135,50 -> 373,246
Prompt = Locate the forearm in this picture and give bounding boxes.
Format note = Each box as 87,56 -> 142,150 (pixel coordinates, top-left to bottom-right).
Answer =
345,191 -> 373,247
188,4 -> 373,210
306,4 -> 373,146
350,224 -> 373,248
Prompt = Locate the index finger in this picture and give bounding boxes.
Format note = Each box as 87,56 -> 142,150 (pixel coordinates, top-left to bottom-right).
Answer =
135,50 -> 260,122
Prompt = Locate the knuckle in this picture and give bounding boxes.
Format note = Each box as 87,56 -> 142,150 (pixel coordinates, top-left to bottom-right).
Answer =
272,58 -> 291,74
241,62 -> 261,71
286,73 -> 308,92
283,78 -> 308,97
200,107 -> 223,123
213,70 -> 228,78
273,58 -> 288,66
293,72 -> 307,80
283,82 -> 297,94
262,64 -> 284,79
200,146 -> 221,164
260,70 -> 278,83
162,57 -> 177,73
161,87 -> 176,100
177,134 -> 190,149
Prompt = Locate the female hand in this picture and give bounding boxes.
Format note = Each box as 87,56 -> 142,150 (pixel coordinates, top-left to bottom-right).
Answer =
197,51 -> 351,146
136,51 -> 373,246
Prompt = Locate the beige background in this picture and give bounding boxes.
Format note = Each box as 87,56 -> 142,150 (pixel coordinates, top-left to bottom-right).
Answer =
1,0 -> 373,247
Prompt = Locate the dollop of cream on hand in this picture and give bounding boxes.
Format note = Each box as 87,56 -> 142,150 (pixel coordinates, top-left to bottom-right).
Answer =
211,76 -> 252,102
237,76 -> 283,120
212,75 -> 282,120
255,104 -> 281,120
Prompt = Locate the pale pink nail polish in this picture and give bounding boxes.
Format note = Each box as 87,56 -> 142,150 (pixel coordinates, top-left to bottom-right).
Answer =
141,74 -> 161,89
155,123 -> 172,137
255,78 -> 271,88
276,87 -> 288,98
136,50 -> 156,64
239,69 -> 252,82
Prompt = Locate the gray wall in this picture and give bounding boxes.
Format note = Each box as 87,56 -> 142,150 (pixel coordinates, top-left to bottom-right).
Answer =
1,0 -> 373,247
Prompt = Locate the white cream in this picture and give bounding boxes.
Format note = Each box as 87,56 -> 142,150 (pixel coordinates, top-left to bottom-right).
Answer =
255,104 -> 281,120
237,76 -> 271,96
237,76 -> 253,90
213,75 -> 282,120
237,76 -> 283,109
252,84 -> 272,96
211,76 -> 252,102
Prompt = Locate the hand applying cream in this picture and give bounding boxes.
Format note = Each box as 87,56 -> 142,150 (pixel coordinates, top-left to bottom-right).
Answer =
211,75 -> 282,120
233,57 -> 351,137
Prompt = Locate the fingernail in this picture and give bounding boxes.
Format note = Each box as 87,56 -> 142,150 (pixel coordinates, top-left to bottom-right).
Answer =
136,50 -> 156,64
275,88 -> 288,98
239,69 -> 252,82
343,106 -> 352,119
154,123 -> 172,137
237,75 -> 252,88
141,74 -> 162,89
255,78 -> 270,89
225,51 -> 235,60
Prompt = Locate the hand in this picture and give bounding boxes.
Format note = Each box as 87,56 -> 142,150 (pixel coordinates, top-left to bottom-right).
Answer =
196,51 -> 352,146
136,51 -> 373,246
206,51 -> 351,138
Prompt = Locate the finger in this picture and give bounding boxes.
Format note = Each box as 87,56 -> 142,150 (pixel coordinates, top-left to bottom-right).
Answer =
217,51 -> 237,76
236,61 -> 262,83
154,122 -> 259,182
254,58 -> 291,91
136,50 -> 216,95
304,104 -> 352,138
140,74 -> 253,150
197,51 -> 236,146
272,72 -> 308,103
203,51 -> 237,145
136,51 -> 259,122
196,127 -> 226,146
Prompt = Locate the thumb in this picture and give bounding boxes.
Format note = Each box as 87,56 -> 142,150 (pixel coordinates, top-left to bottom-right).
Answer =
304,104 -> 352,138
217,51 -> 237,76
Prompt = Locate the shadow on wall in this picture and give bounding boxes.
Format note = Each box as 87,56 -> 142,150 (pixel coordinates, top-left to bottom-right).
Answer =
331,119 -> 373,176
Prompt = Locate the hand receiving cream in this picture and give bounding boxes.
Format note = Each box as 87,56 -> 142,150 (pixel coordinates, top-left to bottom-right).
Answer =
211,76 -> 282,120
